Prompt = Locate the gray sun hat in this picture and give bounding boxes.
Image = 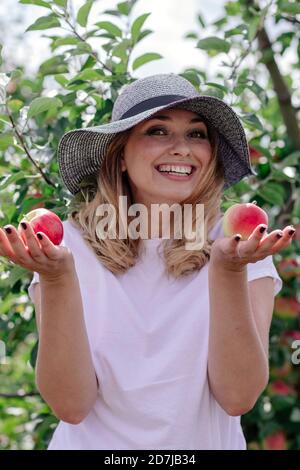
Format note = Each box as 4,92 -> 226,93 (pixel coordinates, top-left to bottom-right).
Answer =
57,73 -> 257,195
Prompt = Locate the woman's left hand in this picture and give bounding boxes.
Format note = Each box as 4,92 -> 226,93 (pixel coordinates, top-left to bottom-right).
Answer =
210,224 -> 296,272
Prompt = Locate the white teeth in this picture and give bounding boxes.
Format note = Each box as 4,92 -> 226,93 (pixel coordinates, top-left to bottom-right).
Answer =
157,165 -> 193,175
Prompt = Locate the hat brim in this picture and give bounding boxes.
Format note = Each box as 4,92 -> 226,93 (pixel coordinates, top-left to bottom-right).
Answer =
58,95 -> 257,195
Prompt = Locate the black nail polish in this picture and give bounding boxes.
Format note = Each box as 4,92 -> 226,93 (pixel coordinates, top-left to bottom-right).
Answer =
260,226 -> 266,233
4,227 -> 12,234
289,230 -> 295,236
21,222 -> 27,230
276,233 -> 283,239
37,233 -> 43,240
235,235 -> 241,242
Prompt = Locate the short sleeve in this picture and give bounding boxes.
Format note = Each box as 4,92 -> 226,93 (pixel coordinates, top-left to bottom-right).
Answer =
247,255 -> 283,296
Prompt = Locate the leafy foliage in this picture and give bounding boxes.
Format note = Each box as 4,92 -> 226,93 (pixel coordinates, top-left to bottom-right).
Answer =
0,0 -> 299,449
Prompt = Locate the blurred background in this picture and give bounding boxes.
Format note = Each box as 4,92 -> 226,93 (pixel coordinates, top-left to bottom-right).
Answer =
0,0 -> 300,450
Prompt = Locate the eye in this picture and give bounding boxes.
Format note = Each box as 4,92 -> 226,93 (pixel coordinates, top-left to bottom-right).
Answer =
190,129 -> 207,139
146,126 -> 166,135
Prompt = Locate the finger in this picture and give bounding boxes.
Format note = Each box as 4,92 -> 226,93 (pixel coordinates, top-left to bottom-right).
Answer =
0,225 -> 31,265
229,233 -> 242,257
258,229 -> 284,252
270,226 -> 296,254
32,230 -> 61,261
248,224 -> 268,242
18,220 -> 45,262
239,224 -> 268,256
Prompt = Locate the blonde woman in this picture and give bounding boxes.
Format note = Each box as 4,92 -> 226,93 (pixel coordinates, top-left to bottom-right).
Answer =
0,74 -> 295,450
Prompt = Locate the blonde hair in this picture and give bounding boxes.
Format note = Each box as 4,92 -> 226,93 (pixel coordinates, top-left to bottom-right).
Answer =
68,118 -> 225,278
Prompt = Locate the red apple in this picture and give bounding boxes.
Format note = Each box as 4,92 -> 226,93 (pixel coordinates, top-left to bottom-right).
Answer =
222,201 -> 268,240
21,208 -> 64,246
270,361 -> 292,378
282,330 -> 300,343
267,379 -> 296,397
263,430 -> 287,450
274,297 -> 300,319
277,258 -> 300,281
249,146 -> 262,165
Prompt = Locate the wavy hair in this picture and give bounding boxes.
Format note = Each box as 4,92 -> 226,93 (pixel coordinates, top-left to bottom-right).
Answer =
68,115 -> 225,278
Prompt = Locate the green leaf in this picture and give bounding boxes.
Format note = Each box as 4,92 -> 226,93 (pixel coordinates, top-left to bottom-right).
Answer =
117,1 -> 130,15
25,14 -> 60,31
0,114 -> 11,125
292,191 -> 300,217
53,0 -> 67,6
68,69 -> 104,84
280,1 -> 300,14
224,24 -> 247,38
77,0 -> 93,28
280,151 -> 300,167
184,32 -> 198,40
240,113 -> 264,131
111,40 -> 131,61
225,1 -> 241,15
95,21 -> 123,38
28,96 -> 63,119
3,265 -> 28,288
29,340 -> 39,369
132,52 -> 162,71
201,87 -> 224,99
196,36 -> 231,53
52,37 -> 82,49
0,134 -> 14,151
7,99 -> 24,112
180,71 -> 201,87
205,82 -> 228,93
131,13 -> 151,44
197,14 -> 206,28
67,42 -> 92,56
271,169 -> 294,182
39,55 -> 69,75
19,0 -> 51,8
247,16 -> 261,42
257,182 -> 286,206
0,171 -> 28,190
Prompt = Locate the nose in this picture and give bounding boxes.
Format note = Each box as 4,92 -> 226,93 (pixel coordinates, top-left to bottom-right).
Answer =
168,134 -> 191,157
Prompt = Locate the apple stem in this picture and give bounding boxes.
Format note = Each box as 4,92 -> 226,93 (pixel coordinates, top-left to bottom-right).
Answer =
252,200 -> 257,205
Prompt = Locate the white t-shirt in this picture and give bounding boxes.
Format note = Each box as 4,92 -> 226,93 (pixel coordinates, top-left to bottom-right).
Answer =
28,216 -> 282,450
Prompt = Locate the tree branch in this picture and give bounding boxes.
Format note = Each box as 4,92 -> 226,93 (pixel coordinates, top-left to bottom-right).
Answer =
0,392 -> 40,398
5,105 -> 57,188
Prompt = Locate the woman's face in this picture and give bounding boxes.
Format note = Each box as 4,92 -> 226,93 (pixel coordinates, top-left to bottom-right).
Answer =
121,108 -> 213,207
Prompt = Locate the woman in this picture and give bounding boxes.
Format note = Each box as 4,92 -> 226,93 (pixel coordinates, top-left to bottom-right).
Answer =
0,73 -> 295,450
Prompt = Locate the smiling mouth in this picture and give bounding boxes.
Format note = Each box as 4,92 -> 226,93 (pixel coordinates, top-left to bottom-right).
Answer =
154,165 -> 196,176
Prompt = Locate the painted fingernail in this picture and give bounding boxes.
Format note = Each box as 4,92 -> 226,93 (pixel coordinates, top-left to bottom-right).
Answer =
4,226 -> 12,234
289,229 -> 296,236
276,233 -> 283,239
37,233 -> 43,240
21,222 -> 27,230
260,226 -> 267,233
235,235 -> 241,242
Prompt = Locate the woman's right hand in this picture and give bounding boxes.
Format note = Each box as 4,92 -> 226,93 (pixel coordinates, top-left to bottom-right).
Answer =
0,220 -> 75,282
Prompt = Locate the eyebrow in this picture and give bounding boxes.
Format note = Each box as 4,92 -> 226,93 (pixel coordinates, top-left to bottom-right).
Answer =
145,114 -> 205,124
